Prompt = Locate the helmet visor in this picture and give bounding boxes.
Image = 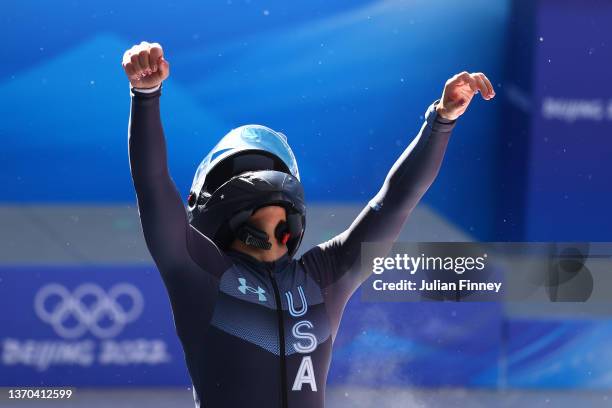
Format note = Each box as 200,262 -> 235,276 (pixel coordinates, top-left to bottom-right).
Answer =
191,125 -> 300,196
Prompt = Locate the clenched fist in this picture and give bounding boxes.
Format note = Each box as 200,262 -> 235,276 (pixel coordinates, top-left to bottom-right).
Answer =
122,41 -> 170,89
436,72 -> 495,121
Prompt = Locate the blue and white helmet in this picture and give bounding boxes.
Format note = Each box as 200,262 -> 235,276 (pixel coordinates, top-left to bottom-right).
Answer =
187,125 -> 305,256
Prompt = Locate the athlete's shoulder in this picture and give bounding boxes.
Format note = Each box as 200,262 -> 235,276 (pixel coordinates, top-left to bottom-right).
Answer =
184,225 -> 233,279
297,243 -> 339,288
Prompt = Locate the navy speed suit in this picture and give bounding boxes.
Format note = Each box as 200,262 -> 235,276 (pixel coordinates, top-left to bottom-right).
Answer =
128,86 -> 456,407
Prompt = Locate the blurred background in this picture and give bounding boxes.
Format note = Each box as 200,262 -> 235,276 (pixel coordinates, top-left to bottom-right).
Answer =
2,0 -> 612,406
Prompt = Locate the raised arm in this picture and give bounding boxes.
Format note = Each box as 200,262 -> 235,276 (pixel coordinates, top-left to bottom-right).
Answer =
124,42 -> 191,271
302,72 -> 496,335
124,42 -> 228,280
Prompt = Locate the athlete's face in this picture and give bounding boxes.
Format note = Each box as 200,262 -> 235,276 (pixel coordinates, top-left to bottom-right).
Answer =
231,205 -> 289,261
249,205 -> 287,232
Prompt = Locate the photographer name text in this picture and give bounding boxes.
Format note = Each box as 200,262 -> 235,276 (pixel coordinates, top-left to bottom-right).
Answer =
370,253 -> 502,293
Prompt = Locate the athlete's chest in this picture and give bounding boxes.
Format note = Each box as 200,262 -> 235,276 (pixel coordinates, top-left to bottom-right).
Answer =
211,261 -> 331,356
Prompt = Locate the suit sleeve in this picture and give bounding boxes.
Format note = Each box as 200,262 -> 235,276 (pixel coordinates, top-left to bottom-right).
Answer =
301,101 -> 456,337
128,86 -> 230,341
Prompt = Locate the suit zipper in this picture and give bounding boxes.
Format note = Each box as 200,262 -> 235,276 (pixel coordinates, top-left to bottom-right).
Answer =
269,269 -> 289,408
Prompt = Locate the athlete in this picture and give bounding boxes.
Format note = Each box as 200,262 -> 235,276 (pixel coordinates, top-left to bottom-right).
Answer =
122,41 -> 495,408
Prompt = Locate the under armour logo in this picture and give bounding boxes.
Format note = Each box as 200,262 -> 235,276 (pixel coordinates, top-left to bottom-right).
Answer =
237,278 -> 267,302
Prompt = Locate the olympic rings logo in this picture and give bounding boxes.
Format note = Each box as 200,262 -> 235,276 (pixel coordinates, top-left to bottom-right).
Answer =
34,283 -> 144,339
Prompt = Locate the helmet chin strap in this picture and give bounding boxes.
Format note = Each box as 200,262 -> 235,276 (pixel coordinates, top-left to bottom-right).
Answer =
236,223 -> 272,250
235,220 -> 292,251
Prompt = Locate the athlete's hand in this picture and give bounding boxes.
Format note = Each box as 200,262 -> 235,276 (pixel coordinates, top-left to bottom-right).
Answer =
436,72 -> 495,121
121,41 -> 170,89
